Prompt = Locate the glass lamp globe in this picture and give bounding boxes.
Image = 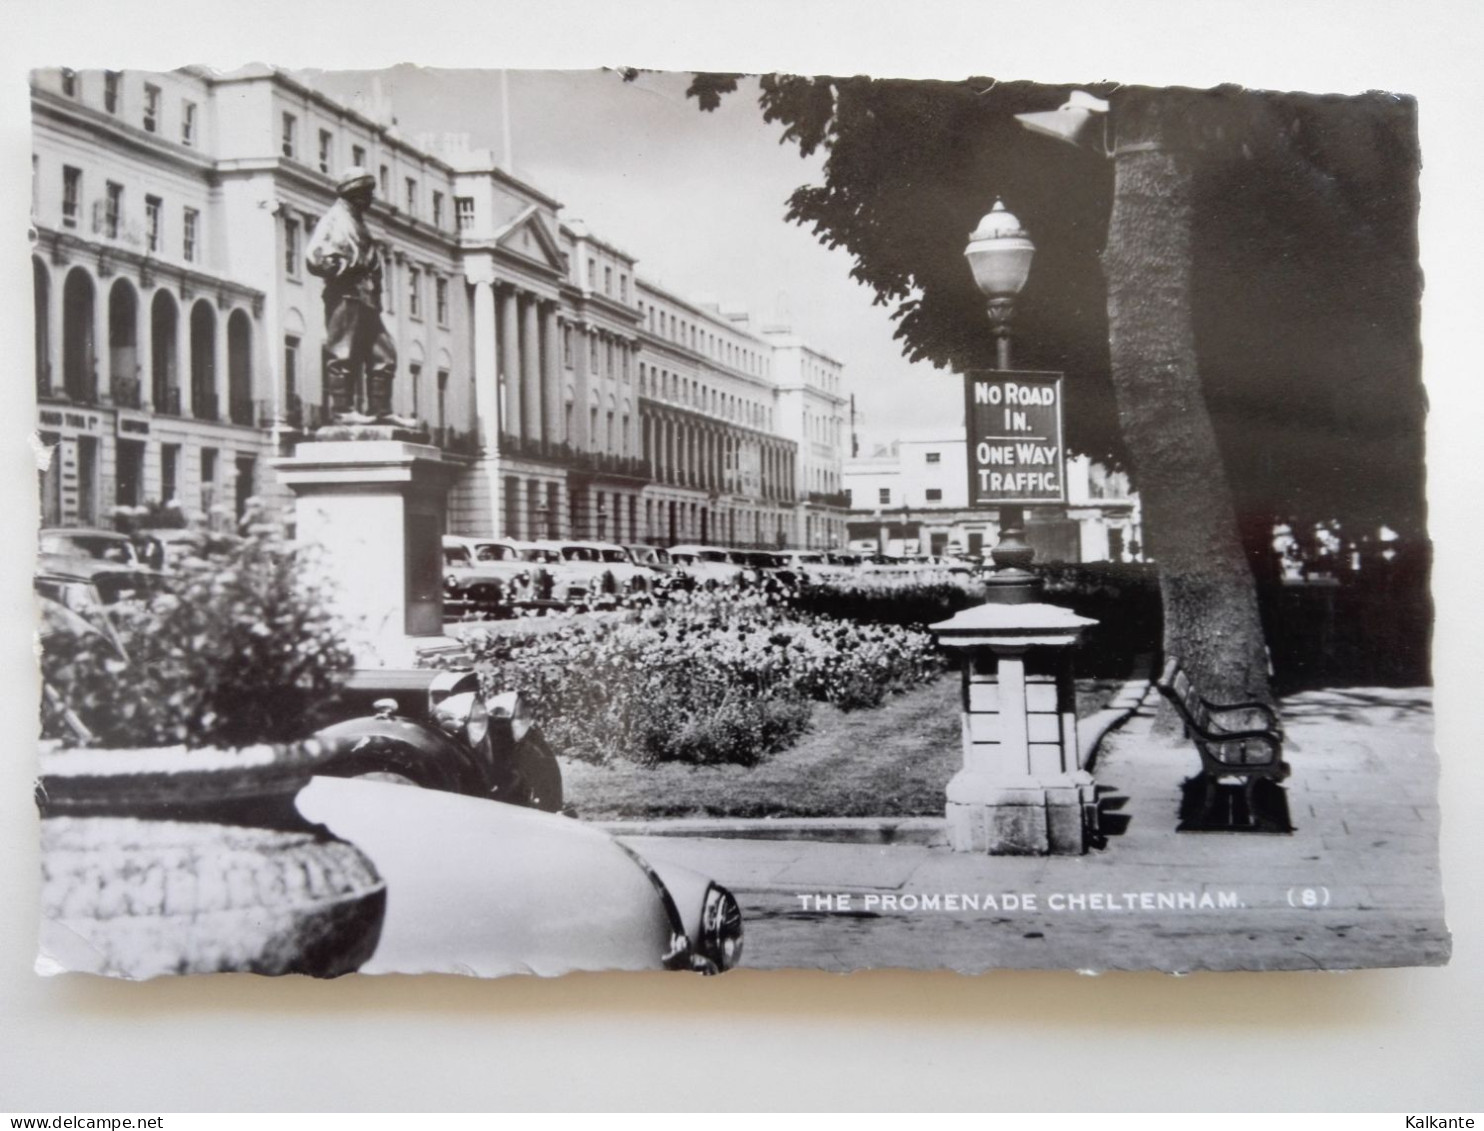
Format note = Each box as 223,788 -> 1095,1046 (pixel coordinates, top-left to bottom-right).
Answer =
964,199 -> 1036,299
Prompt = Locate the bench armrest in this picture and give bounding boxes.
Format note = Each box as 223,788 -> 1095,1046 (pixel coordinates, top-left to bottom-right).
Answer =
1201,697 -> 1281,730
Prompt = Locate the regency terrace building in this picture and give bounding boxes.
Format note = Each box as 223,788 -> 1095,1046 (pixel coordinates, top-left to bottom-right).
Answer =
30,65 -> 850,550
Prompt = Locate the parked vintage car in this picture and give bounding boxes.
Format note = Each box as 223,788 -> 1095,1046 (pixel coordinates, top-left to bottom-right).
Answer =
504,540 -> 591,607
626,544 -> 689,590
442,535 -> 530,616
295,774 -> 744,975
528,540 -> 652,599
39,526 -> 145,566
35,552 -> 165,617
312,667 -> 563,812
667,545 -> 755,588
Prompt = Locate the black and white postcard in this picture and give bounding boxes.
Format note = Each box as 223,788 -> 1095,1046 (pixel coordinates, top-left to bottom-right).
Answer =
30,63 -> 1448,979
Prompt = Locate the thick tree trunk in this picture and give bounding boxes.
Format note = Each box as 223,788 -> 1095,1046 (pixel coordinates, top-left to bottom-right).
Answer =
1103,91 -> 1272,704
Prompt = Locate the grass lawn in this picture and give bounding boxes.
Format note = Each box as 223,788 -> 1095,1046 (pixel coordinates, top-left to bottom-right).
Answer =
561,673 -> 1125,820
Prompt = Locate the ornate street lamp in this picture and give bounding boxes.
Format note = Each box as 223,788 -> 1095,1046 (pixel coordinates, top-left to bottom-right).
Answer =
964,199 -> 1035,371
964,199 -> 1039,600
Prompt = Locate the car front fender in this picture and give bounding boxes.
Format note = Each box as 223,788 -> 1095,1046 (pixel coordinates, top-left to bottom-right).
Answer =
295,776 -> 688,977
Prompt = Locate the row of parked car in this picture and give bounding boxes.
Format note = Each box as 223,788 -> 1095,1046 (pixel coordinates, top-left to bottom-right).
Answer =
442,537 -> 983,616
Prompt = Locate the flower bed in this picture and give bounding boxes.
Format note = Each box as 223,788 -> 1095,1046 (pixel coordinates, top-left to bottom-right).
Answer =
440,588 -> 944,767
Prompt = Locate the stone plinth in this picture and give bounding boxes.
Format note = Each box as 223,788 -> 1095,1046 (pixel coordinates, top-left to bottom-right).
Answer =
931,600 -> 1100,855
273,440 -> 460,665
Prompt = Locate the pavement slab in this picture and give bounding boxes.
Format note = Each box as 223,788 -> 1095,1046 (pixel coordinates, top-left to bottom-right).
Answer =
619,685 -> 1449,973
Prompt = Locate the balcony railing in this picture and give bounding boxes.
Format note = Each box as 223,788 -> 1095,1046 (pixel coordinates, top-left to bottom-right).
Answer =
808,490 -> 851,508
229,395 -> 254,426
496,433 -> 650,478
110,377 -> 142,409
193,391 -> 219,422
155,386 -> 182,416
433,426 -> 480,456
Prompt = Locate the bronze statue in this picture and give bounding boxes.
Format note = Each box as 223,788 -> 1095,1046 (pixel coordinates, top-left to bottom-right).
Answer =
306,167 -> 414,429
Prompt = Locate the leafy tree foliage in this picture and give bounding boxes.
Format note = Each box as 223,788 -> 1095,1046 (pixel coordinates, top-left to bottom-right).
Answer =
699,73 -> 1422,551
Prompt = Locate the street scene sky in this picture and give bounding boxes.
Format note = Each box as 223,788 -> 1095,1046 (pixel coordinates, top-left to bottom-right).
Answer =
305,66 -> 972,452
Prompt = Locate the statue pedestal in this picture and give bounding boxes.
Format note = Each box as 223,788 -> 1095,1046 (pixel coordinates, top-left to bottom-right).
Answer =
274,440 -> 460,666
931,601 -> 1101,855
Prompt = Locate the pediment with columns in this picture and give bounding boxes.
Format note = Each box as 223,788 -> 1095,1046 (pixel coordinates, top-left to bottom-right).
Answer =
491,206 -> 566,275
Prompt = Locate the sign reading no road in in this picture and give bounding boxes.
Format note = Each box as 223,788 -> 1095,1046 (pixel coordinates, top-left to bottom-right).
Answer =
963,370 -> 1066,507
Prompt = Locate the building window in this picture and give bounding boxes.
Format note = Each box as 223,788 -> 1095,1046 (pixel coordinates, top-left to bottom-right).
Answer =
925,451 -> 941,463
879,488 -> 891,505
143,84 -> 161,133
181,101 -> 196,146
604,265 -> 612,296
563,325 -> 573,368
436,369 -> 449,432
435,276 -> 448,325
455,196 -> 474,230
318,129 -> 333,175
60,68 -> 77,98
587,258 -> 597,290
380,248 -> 394,313
104,182 -> 122,239
145,195 -> 162,253
432,191 -> 443,229
619,274 -> 628,302
409,362 -> 422,419
183,208 -> 199,262
61,166 -> 81,228
103,71 -> 120,114
378,164 -> 389,198
284,217 -> 300,277
925,488 -> 943,502
281,113 -> 297,158
407,266 -> 421,318
404,177 -> 417,217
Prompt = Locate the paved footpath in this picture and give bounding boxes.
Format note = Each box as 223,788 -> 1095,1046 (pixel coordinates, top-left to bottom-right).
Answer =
621,687 -> 1450,973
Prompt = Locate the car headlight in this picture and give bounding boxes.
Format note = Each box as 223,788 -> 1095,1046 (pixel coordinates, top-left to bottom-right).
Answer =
699,883 -> 744,972
486,690 -> 533,744
432,690 -> 490,748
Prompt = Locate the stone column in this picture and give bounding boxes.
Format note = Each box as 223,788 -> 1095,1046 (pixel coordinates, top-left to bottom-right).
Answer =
91,280 -> 108,406
542,304 -> 561,448
499,286 -> 521,448
177,297 -> 193,417
931,602 -> 1099,855
461,275 -> 502,538
572,323 -> 590,451
213,303 -> 229,421
136,288 -> 153,411
471,281 -> 499,457
521,293 -> 541,449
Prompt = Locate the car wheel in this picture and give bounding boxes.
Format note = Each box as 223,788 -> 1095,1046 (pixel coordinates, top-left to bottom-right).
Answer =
516,732 -> 564,813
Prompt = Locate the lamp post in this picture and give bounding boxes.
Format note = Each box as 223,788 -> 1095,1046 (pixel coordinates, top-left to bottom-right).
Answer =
928,196 -> 1098,855
964,199 -> 1039,602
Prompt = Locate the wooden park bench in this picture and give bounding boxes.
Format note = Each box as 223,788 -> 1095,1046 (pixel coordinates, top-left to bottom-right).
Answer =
1155,656 -> 1291,829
